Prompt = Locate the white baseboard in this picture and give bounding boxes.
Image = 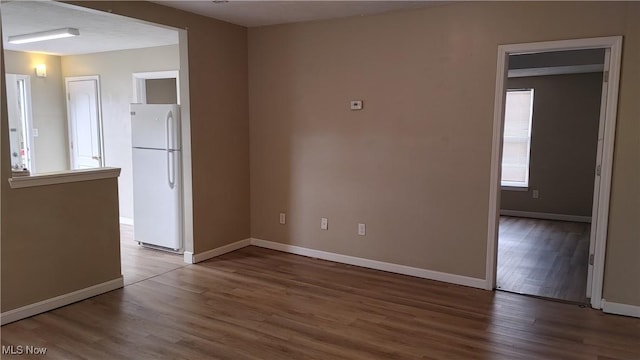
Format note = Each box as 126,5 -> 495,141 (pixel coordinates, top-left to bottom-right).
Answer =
119,217 -> 134,225
250,238 -> 487,289
601,299 -> 640,318
500,210 -> 591,223
0,277 -> 124,326
185,238 -> 252,264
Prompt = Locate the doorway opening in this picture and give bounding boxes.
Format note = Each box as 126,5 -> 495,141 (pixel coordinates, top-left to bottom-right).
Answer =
486,37 -> 623,309
2,0 -> 195,284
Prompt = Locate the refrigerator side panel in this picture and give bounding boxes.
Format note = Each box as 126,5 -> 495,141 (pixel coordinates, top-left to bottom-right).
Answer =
132,148 -> 182,250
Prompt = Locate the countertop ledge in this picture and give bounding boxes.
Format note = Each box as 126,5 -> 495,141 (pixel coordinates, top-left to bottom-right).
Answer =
8,167 -> 121,189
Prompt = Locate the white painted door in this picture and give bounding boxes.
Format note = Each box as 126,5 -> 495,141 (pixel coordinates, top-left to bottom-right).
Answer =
66,77 -> 103,169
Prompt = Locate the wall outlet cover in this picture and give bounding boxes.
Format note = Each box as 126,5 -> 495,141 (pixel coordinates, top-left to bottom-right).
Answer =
358,223 -> 366,236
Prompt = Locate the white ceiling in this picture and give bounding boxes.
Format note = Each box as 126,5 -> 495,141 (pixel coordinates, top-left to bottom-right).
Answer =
1,1 -> 179,56
152,1 -> 443,28
1,1 -> 442,56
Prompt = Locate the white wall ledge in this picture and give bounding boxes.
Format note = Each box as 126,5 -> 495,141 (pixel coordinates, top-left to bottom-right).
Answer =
8,167 -> 121,189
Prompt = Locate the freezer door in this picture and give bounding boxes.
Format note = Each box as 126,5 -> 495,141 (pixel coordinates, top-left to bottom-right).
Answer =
132,147 -> 182,250
131,104 -> 181,150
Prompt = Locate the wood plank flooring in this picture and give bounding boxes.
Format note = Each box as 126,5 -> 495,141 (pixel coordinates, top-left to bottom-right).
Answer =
120,224 -> 186,286
498,216 -> 590,304
2,245 -> 639,359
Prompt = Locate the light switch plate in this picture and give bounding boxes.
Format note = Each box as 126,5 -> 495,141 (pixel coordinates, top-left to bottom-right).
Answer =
279,213 -> 286,225
321,217 -> 328,230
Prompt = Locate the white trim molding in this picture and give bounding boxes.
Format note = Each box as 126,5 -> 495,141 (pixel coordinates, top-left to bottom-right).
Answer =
8,167 -> 121,189
251,238 -> 487,289
601,299 -> 640,318
183,251 -> 195,264
500,210 -> 591,223
508,64 -> 604,78
185,238 -> 251,264
0,277 -> 123,325
119,217 -> 134,225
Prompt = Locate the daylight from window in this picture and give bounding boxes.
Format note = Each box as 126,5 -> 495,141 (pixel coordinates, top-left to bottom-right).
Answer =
501,89 -> 534,188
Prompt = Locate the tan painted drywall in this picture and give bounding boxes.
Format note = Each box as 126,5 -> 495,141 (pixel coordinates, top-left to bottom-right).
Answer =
146,78 -> 177,104
4,51 -> 69,173
61,45 -> 180,222
602,2 -> 640,307
67,1 -> 249,253
501,73 -> 602,217
0,178 -> 122,312
249,1 -> 640,305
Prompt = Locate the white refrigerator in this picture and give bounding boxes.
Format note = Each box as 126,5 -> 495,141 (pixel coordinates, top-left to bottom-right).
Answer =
131,104 -> 183,252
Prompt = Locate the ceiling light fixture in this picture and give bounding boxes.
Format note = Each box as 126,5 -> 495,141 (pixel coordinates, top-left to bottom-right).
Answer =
8,28 -> 80,45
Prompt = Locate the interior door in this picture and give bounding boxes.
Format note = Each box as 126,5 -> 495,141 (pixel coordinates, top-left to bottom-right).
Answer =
586,48 -> 611,298
66,77 -> 103,169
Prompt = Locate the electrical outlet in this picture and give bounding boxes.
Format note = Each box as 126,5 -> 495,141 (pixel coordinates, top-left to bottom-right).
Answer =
532,190 -> 539,199
279,213 -> 286,225
321,217 -> 328,230
358,223 -> 366,236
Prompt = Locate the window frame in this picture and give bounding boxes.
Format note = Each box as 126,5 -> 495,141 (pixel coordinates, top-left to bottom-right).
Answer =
500,88 -> 534,190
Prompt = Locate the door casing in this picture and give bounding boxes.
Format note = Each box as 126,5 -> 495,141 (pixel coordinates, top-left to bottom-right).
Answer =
486,36 -> 623,310
65,75 -> 105,169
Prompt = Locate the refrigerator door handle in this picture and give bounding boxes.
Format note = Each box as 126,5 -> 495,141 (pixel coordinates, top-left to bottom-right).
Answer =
166,111 -> 175,189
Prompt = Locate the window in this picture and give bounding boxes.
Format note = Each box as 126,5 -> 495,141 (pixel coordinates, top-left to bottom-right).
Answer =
501,89 -> 534,188
6,74 -> 34,172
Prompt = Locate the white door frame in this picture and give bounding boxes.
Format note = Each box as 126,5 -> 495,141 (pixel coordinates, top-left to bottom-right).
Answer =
65,75 -> 106,168
485,36 -> 623,310
132,70 -> 180,104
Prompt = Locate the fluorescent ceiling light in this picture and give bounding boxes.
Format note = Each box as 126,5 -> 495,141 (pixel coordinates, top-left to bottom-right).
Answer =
8,28 -> 80,44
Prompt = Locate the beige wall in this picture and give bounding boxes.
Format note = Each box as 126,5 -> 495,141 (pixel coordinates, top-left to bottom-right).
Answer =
501,73 -> 602,217
0,178 -> 122,312
603,4 -> 640,307
146,78 -> 177,104
68,1 -> 250,253
62,45 -> 180,222
4,50 -> 69,173
249,2 -> 640,305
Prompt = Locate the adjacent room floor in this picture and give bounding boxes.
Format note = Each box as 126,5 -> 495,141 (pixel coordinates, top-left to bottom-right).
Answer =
497,216 -> 590,304
2,246 -> 639,359
120,224 -> 186,286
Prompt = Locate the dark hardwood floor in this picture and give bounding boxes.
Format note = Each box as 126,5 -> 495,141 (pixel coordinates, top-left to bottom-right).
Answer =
497,216 -> 590,304
2,244 -> 639,359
